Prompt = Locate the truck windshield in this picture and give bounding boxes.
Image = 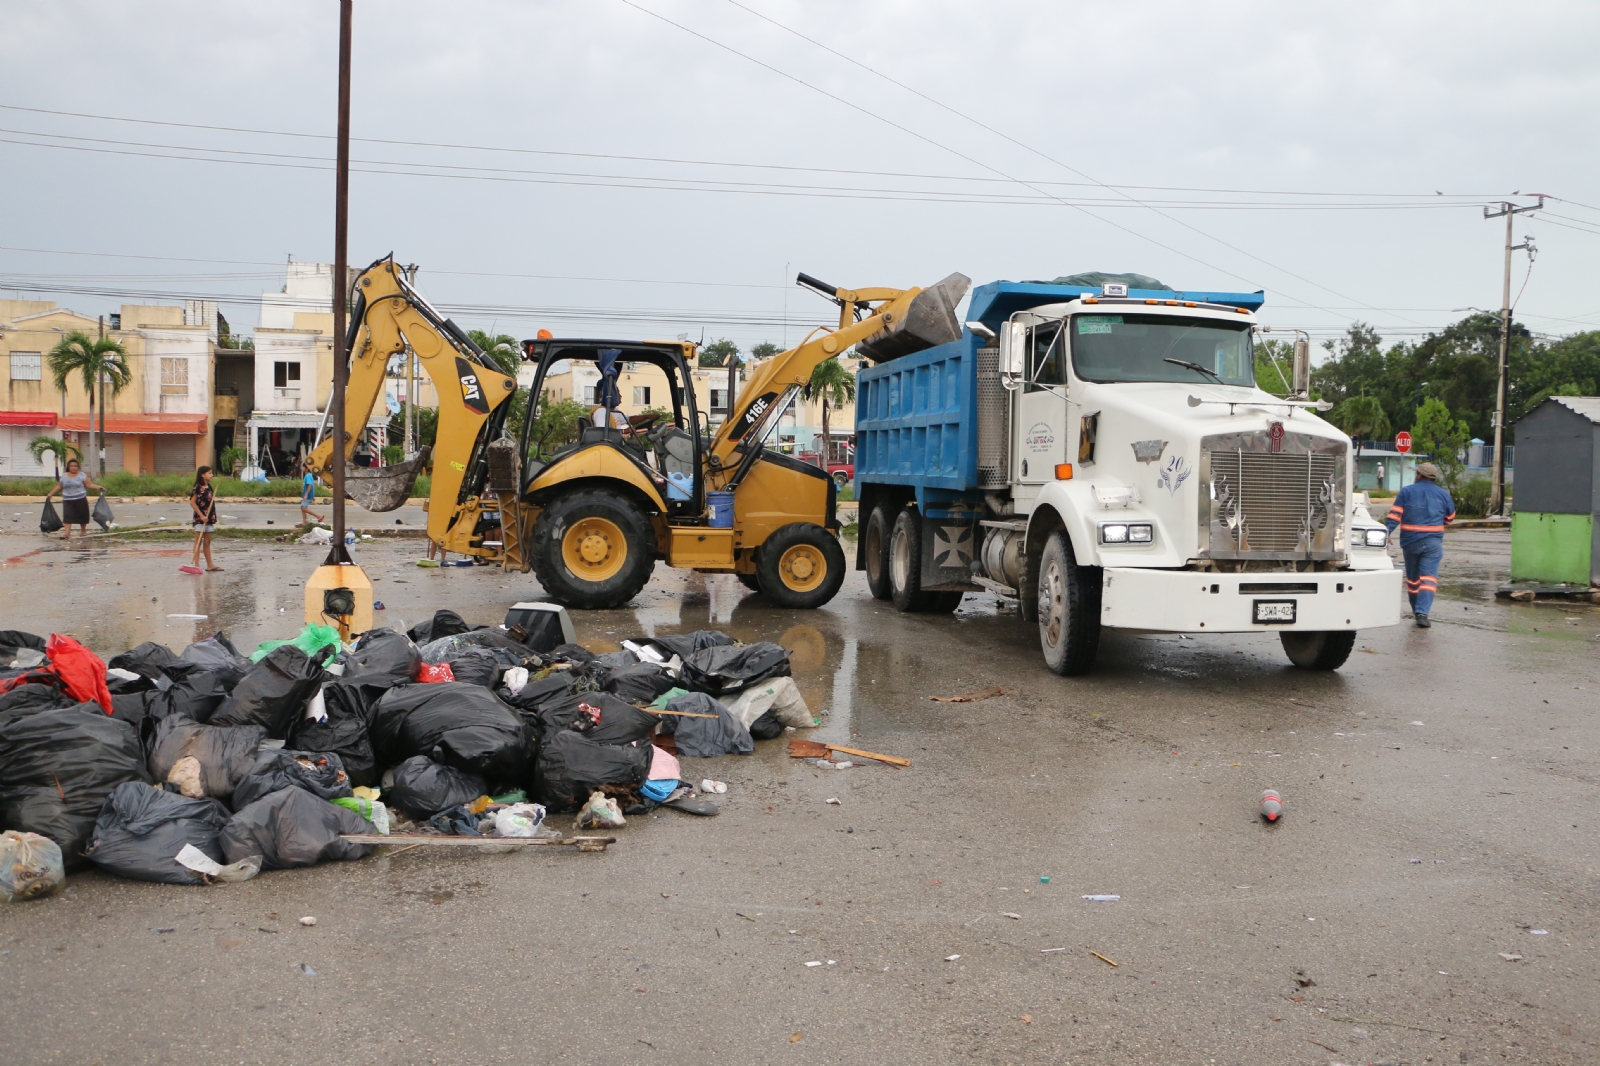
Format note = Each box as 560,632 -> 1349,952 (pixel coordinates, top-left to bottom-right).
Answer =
1070,313 -> 1254,387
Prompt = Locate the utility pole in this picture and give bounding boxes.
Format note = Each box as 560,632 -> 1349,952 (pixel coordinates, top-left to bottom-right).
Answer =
97,314 -> 107,479
1483,197 -> 1542,516
328,0 -> 353,563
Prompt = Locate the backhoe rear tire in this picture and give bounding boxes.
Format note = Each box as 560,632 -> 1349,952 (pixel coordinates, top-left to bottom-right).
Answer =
531,488 -> 656,609
863,503 -> 894,601
757,523 -> 847,609
889,507 -> 963,613
1279,630 -> 1357,670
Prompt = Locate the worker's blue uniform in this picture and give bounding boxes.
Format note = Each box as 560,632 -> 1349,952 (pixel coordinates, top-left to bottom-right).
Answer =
1385,480 -> 1456,617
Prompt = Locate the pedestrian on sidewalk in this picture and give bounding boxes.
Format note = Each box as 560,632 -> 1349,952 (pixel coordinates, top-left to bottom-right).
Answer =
301,467 -> 325,524
45,457 -> 99,540
1385,461 -> 1455,628
189,466 -> 221,572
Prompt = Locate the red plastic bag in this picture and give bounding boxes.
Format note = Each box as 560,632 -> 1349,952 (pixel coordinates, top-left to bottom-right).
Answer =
46,634 -> 113,713
417,662 -> 456,684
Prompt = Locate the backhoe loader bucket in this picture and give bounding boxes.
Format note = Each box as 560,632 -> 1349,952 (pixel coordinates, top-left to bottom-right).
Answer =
854,272 -> 971,363
344,446 -> 431,512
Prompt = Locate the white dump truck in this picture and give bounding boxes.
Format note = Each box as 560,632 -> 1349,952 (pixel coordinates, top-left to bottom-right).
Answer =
846,274 -> 1401,674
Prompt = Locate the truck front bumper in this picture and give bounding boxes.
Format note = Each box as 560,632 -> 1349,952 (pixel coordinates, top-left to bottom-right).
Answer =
1099,567 -> 1401,633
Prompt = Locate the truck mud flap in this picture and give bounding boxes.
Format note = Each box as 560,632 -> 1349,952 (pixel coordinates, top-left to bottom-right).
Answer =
921,515 -> 980,591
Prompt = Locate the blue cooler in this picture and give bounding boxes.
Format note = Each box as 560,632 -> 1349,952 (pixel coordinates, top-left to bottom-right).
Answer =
707,491 -> 735,528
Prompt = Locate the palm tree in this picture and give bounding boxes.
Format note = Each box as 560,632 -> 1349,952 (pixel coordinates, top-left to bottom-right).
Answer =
1330,394 -> 1391,462
467,330 -> 521,377
808,356 -> 857,465
27,435 -> 80,478
47,331 -> 130,479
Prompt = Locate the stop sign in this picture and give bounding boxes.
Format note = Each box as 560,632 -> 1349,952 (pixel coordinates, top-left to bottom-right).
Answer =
1395,430 -> 1412,454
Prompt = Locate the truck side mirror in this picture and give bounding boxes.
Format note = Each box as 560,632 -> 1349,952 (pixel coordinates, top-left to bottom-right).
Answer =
1001,321 -> 1026,389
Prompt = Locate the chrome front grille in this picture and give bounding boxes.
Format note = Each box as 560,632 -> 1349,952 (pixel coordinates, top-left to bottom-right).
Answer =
1202,431 -> 1346,560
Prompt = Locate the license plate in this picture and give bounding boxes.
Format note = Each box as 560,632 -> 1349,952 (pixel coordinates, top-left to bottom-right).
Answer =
1253,599 -> 1297,625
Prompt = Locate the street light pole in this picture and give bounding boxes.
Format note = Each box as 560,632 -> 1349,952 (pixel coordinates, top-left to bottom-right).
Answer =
327,0 -> 353,564
1483,197 -> 1541,517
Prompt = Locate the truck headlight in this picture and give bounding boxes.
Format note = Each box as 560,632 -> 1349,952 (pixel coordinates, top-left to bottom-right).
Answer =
1100,522 -> 1153,544
1362,528 -> 1388,547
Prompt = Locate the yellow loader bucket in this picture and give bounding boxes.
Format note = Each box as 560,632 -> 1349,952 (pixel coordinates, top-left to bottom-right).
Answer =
854,272 -> 971,363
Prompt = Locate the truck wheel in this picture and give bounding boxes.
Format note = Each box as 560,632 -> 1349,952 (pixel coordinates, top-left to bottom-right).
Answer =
1037,530 -> 1100,675
833,471 -> 849,490
737,573 -> 762,592
757,523 -> 847,609
889,507 -> 962,613
863,504 -> 894,601
1279,630 -> 1357,670
531,488 -> 656,609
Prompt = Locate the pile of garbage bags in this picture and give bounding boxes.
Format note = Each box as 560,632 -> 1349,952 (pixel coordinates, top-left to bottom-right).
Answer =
0,614 -> 817,896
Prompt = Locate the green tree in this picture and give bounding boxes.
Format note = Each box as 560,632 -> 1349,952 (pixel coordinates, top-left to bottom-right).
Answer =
1254,339 -> 1294,395
467,330 -> 521,377
1410,398 -> 1471,488
1329,395 -> 1391,459
699,338 -> 740,368
28,435 -> 80,477
749,341 -> 781,360
528,398 -> 590,459
47,330 -> 131,478
808,357 -> 857,458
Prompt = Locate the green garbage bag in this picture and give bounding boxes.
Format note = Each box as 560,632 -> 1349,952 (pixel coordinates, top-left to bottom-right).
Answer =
251,623 -> 343,664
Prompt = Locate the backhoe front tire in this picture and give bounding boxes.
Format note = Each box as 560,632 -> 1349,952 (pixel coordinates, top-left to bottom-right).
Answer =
756,523 -> 847,609
1037,530 -> 1100,675
889,507 -> 963,613
863,503 -> 894,601
1279,630 -> 1357,670
531,488 -> 656,609
737,573 -> 762,592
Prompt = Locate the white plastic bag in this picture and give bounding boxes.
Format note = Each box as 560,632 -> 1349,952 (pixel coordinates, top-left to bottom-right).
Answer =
0,831 -> 64,902
493,802 -> 548,838
174,843 -> 263,884
724,677 -> 815,729
574,791 -> 625,830
502,666 -> 530,696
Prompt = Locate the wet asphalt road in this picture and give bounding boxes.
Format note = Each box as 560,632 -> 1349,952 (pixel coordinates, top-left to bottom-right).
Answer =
1,527 -> 1597,1065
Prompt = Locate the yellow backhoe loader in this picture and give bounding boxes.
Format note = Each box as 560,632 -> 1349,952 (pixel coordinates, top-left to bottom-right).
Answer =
310,254 -> 968,610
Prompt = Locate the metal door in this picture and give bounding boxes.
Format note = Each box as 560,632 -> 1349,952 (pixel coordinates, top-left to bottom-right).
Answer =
1013,319 -> 1069,483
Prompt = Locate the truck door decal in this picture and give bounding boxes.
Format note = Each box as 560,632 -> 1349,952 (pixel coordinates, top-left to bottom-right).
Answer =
456,356 -> 489,414
1024,422 -> 1056,453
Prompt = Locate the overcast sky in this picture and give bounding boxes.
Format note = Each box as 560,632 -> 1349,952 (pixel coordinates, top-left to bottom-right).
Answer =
2,0 -> 1596,353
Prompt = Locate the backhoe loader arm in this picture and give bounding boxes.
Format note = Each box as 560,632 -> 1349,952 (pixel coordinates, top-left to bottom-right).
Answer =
707,272 -> 969,475
307,255 -> 517,543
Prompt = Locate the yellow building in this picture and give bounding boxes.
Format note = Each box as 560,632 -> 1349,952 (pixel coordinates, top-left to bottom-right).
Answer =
539,359 -> 730,424
0,298 -> 218,477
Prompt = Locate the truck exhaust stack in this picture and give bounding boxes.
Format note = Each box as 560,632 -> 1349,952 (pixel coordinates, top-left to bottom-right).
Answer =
854,272 -> 971,363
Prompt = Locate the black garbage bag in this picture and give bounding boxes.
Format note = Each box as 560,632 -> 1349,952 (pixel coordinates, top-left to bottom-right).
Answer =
287,680 -> 383,787
535,731 -> 651,811
0,630 -> 47,666
146,715 -> 265,800
440,646 -> 501,688
597,649 -> 639,669
407,609 -> 475,645
748,708 -> 784,741
40,499 -> 62,534
341,628 -> 420,686
499,672 -> 575,715
218,785 -> 376,870
108,641 -> 183,681
85,781 -> 231,884
178,633 -> 252,688
386,755 -> 486,819
209,645 -> 325,738
91,491 -> 114,532
681,642 -> 792,696
109,689 -> 161,726
371,682 -> 532,785
636,630 -> 735,660
604,662 -> 677,705
231,749 -> 351,812
537,691 -> 659,746
658,691 -> 753,758
154,667 -> 235,724
105,670 -> 155,697
0,682 -> 76,726
0,702 -> 150,867
548,642 -> 598,664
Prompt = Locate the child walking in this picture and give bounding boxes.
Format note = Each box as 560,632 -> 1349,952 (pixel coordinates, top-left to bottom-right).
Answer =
300,466 -> 325,524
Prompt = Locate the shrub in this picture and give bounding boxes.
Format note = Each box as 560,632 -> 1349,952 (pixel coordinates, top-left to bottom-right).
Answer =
1455,476 -> 1492,518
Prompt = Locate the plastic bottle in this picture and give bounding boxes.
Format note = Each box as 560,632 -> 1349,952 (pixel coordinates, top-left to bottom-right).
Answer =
1259,789 -> 1283,821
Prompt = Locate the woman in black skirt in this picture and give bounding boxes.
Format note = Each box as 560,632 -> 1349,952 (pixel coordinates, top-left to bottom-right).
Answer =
45,457 -> 99,540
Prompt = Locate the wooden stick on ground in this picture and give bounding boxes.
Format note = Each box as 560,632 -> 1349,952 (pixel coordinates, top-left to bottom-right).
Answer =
822,743 -> 911,768
929,687 -> 1017,703
342,834 -> 616,851
786,738 -> 910,768
651,709 -> 719,719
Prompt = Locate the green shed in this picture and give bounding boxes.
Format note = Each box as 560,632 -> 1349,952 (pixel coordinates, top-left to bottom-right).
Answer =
1510,397 -> 1600,586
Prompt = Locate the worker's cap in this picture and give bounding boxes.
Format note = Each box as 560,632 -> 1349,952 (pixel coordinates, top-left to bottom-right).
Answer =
1415,462 -> 1441,480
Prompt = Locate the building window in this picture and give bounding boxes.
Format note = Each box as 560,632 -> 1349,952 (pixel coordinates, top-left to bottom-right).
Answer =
583,386 -> 597,404
710,388 -> 727,411
160,357 -> 189,395
9,352 -> 42,381
274,361 -> 301,391
632,386 -> 651,406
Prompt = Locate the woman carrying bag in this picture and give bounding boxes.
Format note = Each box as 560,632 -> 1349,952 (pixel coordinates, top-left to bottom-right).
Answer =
45,458 -> 100,540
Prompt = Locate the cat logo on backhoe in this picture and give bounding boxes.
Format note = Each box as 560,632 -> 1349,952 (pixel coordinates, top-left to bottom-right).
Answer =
456,356 -> 489,414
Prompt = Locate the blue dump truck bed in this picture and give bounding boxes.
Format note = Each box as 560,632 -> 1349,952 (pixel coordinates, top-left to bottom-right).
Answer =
854,280 -> 1264,507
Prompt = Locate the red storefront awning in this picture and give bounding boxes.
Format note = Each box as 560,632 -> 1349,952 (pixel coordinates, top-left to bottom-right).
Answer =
59,414 -> 207,435
0,411 -> 58,427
